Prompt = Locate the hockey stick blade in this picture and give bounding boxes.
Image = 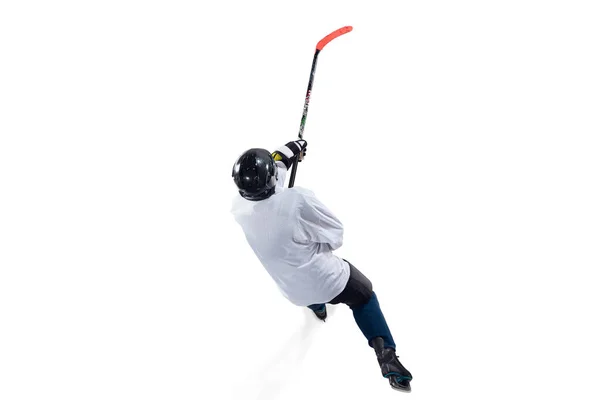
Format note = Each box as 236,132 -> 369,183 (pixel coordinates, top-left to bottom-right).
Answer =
316,26 -> 353,50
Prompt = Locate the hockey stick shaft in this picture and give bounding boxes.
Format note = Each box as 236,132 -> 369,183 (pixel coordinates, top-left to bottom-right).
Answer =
288,26 -> 352,188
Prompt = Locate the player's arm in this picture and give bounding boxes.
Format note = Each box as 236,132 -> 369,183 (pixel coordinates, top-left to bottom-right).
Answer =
298,189 -> 344,250
272,140 -> 307,189
271,140 -> 307,169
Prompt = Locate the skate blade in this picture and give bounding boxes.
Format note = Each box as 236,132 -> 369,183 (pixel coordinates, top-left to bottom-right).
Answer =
389,377 -> 411,393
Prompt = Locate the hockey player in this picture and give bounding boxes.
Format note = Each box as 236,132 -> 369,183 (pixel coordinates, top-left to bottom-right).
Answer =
230,140 -> 413,392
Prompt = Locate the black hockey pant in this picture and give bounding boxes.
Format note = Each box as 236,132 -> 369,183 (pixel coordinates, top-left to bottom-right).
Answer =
308,260 -> 396,349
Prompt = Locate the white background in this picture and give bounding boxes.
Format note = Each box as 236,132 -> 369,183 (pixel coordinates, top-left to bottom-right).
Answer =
1,1 -> 599,399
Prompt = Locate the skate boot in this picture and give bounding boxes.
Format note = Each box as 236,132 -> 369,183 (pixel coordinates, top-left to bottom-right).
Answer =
370,337 -> 412,392
311,304 -> 327,322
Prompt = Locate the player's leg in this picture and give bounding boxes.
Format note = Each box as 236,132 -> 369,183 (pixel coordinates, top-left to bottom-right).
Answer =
330,260 -> 412,392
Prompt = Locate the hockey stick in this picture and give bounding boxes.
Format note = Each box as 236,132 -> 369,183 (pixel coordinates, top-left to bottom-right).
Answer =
288,26 -> 353,188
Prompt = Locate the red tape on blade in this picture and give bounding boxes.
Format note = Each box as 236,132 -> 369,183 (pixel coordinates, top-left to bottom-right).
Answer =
316,26 -> 353,50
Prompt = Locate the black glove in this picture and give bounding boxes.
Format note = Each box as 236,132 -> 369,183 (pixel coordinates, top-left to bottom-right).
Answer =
272,140 -> 307,169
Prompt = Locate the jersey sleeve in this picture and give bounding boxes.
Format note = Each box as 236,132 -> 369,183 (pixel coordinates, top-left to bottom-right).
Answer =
297,189 -> 344,250
275,161 -> 287,189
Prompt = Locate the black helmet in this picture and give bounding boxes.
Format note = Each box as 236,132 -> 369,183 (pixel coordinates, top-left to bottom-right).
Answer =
232,148 -> 278,201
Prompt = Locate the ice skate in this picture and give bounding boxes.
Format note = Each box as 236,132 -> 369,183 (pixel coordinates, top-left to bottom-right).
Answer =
370,337 -> 412,392
311,304 -> 327,322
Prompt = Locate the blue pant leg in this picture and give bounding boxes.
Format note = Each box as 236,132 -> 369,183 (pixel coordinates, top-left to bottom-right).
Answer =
351,292 -> 396,349
307,303 -> 326,312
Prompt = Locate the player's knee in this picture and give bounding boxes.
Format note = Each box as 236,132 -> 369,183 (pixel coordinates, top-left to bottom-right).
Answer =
351,286 -> 374,309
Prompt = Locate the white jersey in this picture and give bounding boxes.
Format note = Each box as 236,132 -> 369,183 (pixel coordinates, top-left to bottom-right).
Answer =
231,162 -> 350,306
